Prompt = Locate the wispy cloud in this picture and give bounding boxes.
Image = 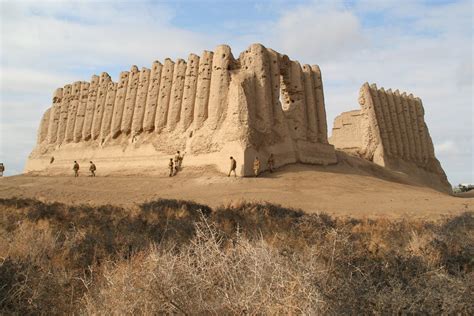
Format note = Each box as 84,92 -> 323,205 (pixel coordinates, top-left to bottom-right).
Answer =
435,140 -> 459,155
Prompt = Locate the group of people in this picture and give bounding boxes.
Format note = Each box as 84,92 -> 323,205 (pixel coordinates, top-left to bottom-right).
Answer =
70,151 -> 276,178
228,153 -> 275,177
168,151 -> 184,177
72,161 -> 96,177
251,153 -> 275,177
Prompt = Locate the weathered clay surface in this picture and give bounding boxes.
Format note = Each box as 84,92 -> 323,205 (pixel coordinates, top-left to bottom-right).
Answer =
56,84 -> 72,144
330,82 -> 450,192
82,75 -> 100,141
73,82 -> 90,142
100,82 -> 118,141
110,71 -> 129,137
193,51 -> 213,129
46,88 -> 63,144
155,59 -> 175,132
27,44 -> 337,176
64,81 -> 82,143
91,73 -> 111,140
180,54 -> 200,131
143,62 -> 162,132
121,66 -> 140,134
131,67 -> 151,135
167,59 -> 186,131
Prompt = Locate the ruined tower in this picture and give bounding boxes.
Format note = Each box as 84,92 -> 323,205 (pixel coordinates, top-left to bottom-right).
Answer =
330,83 -> 450,192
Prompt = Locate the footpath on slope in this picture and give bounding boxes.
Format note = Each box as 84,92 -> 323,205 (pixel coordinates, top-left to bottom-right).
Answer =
1,154 -> 471,219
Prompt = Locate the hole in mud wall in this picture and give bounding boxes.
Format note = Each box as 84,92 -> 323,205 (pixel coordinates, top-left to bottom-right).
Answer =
279,75 -> 291,111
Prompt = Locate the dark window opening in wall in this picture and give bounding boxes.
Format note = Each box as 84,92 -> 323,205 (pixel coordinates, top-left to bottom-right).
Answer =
280,75 -> 291,111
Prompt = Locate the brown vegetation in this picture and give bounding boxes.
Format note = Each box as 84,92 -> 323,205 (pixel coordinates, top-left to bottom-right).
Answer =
1,198 -> 472,314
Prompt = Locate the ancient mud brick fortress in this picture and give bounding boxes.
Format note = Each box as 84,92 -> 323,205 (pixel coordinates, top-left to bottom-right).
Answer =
26,44 -> 336,176
330,83 -> 450,191
26,43 -> 449,191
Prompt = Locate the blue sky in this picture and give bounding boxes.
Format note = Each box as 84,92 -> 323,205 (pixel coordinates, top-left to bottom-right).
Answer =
0,0 -> 472,185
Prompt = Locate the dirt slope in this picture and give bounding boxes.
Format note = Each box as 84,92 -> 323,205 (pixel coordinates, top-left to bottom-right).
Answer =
1,153 -> 471,219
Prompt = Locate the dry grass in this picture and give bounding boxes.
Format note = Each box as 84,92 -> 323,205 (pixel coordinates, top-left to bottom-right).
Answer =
0,197 -> 472,314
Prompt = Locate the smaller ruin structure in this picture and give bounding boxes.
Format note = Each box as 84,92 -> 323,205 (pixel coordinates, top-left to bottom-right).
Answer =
330,83 -> 450,192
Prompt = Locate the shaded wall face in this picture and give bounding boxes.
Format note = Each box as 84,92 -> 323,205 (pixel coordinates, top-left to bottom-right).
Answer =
330,110 -> 364,151
360,84 -> 440,169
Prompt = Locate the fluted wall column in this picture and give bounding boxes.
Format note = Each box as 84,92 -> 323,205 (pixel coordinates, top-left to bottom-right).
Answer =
131,67 -> 151,135
180,54 -> 199,131
248,44 -> 273,133
82,75 -> 100,141
73,82 -> 90,143
121,66 -> 140,134
302,64 -> 319,142
208,45 -> 233,129
64,81 -> 82,142
311,65 -> 328,143
155,58 -> 175,132
100,82 -> 118,140
290,61 -> 307,140
358,83 -> 381,158
266,49 -> 286,137
193,51 -> 213,129
369,84 -> 391,155
393,90 -> 410,160
407,94 -> 423,162
143,61 -> 162,132
110,71 -> 129,137
91,73 -> 111,140
400,92 -> 416,161
379,87 -> 397,157
167,59 -> 187,131
385,89 -> 404,158
56,84 -> 72,144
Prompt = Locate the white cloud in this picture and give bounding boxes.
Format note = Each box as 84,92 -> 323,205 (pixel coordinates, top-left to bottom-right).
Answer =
1,67 -> 76,94
266,1 -> 366,62
435,140 -> 459,155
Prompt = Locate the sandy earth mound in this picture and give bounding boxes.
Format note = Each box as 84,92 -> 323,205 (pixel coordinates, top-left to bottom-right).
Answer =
2,153 -> 471,219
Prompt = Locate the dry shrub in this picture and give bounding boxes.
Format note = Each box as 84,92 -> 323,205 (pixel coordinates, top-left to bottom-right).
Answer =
84,217 -> 324,314
0,197 -> 472,314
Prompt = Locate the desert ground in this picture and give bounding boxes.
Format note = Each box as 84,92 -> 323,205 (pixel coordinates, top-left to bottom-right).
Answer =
2,153 -> 472,314
1,153 -> 471,219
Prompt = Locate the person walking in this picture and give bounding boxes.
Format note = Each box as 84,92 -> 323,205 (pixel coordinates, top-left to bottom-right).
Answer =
174,151 -> 181,174
253,157 -> 260,177
267,153 -> 275,173
169,158 -> 174,177
178,152 -> 184,169
89,161 -> 96,177
228,156 -> 237,177
73,161 -> 80,177
0,163 -> 4,177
